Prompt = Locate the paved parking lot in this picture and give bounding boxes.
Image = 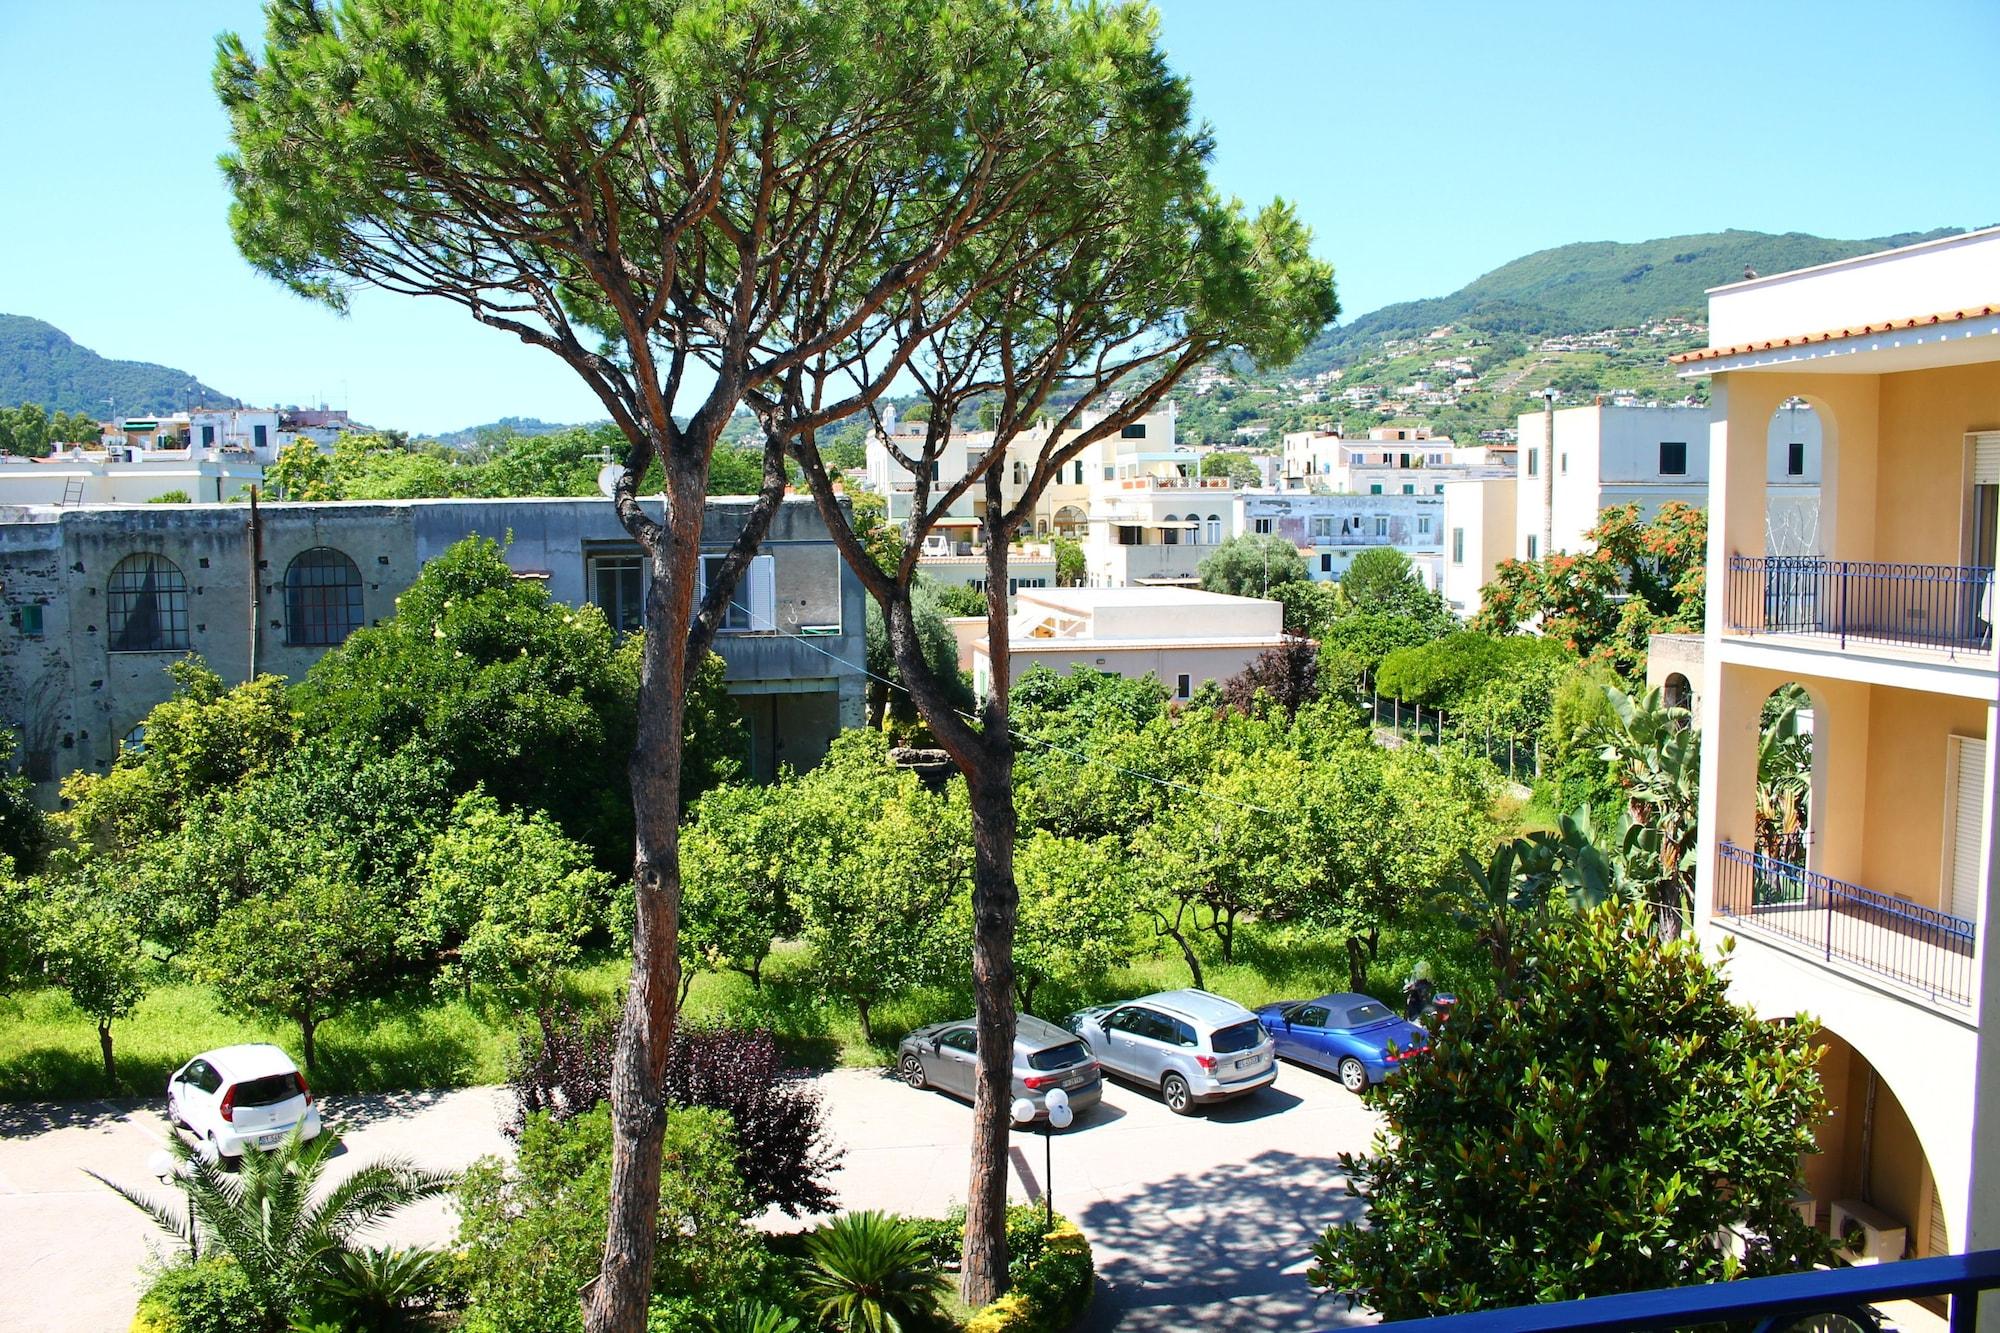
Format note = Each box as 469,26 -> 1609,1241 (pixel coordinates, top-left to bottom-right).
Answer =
0,1061 -> 1378,1333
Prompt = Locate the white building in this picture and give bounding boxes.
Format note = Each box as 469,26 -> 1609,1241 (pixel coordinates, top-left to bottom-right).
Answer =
970,586 -> 1289,702
1279,425 -> 1511,496
1440,476 -> 1519,616
1236,491 -> 1444,588
0,447 -> 265,506
1513,402 -> 1823,563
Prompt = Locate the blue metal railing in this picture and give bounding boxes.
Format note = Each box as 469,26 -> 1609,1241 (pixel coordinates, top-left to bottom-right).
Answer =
1354,1248 -> 2000,1332
1727,555 -> 1996,657
1716,842 -> 1976,1006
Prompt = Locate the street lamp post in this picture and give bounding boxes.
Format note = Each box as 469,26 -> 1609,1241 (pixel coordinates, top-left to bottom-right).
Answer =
1010,1088 -> 1073,1229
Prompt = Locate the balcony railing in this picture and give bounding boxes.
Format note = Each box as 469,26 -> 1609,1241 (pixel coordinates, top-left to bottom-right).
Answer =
1715,842 -> 1975,1007
1726,555 -> 1995,657
1114,476 -> 1234,490
1350,1247 -> 2000,1333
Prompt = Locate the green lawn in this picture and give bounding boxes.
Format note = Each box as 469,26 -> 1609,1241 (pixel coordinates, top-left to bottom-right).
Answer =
0,916 -> 1485,1102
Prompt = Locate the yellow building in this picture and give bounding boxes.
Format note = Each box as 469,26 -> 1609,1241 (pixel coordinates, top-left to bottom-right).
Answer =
1679,228 -> 2000,1267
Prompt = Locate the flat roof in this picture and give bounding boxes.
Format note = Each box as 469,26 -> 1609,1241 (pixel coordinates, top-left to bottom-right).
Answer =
1017,586 -> 1277,611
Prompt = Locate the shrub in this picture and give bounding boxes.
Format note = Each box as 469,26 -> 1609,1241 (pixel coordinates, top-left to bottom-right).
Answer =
455,1105 -> 766,1333
965,1219 -> 1094,1333
132,1258 -> 260,1333
511,1005 -> 842,1215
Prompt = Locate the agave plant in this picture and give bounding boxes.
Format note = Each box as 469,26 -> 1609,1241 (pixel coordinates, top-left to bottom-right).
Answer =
89,1125 -> 453,1331
802,1211 -> 950,1333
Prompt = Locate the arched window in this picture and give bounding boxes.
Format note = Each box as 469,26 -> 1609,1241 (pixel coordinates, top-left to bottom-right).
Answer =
1161,513 -> 1181,546
1663,672 -> 1693,714
285,547 -> 365,646
1206,514 -> 1223,546
106,553 -> 190,652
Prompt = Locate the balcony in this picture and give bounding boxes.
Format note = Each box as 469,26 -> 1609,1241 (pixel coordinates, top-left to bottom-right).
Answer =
1726,555 -> 1995,659
1114,476 -> 1234,491
1715,842 -> 1975,1009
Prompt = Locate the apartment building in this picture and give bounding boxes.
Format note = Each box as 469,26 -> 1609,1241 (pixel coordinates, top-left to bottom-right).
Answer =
1514,401 -> 1823,562
969,586 -> 1287,703
0,447 -> 266,506
1236,491 -> 1445,587
1682,227 -> 2000,1266
1439,403 -> 1822,617
0,496 -> 865,790
1279,425 -> 1511,495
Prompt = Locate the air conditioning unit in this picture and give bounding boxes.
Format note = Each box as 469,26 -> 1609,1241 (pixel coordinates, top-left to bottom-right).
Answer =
1831,1199 -> 1907,1265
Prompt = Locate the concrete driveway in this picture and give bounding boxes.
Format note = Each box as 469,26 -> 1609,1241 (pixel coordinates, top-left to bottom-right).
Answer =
0,1087 -> 512,1333
2,1061 -> 1377,1333
804,1063 -> 1380,1331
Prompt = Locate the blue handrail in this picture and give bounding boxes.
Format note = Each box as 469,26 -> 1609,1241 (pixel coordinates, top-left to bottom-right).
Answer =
1352,1247 -> 2000,1332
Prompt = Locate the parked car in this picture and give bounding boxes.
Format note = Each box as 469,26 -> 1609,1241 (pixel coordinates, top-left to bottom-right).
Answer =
1064,989 -> 1276,1115
897,1014 -> 1102,1120
166,1044 -> 320,1164
1254,992 -> 1430,1093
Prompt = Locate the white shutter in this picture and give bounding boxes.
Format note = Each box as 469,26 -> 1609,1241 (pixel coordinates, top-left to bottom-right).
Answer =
746,554 -> 777,631
1971,432 -> 2000,486
1946,736 -> 1987,925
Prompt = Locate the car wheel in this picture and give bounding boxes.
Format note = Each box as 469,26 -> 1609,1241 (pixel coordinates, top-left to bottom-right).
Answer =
1339,1057 -> 1369,1094
1161,1072 -> 1194,1116
899,1053 -> 928,1090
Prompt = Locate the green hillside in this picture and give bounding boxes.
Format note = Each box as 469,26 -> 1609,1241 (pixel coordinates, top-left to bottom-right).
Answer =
0,314 -> 236,416
1289,227 -> 1965,377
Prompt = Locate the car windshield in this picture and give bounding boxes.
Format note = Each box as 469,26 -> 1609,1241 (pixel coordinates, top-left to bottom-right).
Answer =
1210,1020 -> 1266,1054
1346,1002 -> 1394,1026
1026,1041 -> 1090,1071
230,1073 -> 300,1108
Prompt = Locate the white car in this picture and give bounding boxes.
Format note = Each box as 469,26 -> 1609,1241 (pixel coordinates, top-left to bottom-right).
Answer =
166,1044 -> 321,1163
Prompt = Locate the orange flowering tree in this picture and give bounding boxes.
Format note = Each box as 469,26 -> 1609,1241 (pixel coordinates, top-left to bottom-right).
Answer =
1474,503 -> 1706,676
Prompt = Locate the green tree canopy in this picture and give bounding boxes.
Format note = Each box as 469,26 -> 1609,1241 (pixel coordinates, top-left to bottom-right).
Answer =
1197,533 -> 1309,598
1309,903 -> 1828,1319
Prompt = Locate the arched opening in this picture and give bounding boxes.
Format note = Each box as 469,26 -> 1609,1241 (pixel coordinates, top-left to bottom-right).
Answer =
106,553 -> 190,653
1205,513 -> 1223,546
1662,671 -> 1692,714
285,547 -> 365,646
1756,682 -> 1814,867
1764,399 -> 1826,558
1804,1027 -> 1948,1262
1160,513 -> 1180,546
1052,504 -> 1086,539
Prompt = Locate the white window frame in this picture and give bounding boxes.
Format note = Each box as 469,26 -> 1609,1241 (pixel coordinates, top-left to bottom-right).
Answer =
698,552 -> 776,631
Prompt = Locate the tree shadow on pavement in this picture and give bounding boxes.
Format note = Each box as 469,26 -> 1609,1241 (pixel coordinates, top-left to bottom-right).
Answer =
0,1095 -> 148,1138
1074,1148 -> 1368,1333
319,1087 -> 470,1134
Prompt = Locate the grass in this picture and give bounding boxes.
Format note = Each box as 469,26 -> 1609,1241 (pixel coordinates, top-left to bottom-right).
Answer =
0,917 -> 1487,1102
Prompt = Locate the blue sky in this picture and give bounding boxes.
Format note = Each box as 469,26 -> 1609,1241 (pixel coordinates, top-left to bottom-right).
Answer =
1,1 -> 1995,434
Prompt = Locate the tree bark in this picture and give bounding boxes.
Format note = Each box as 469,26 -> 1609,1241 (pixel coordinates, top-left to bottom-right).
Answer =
1155,905 -> 1205,990
959,767 -> 1019,1307
299,1015 -> 316,1072
98,1021 -> 115,1084
585,467 -> 702,1333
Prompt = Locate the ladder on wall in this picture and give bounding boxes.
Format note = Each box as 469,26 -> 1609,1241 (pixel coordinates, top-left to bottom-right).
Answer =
59,479 -> 84,507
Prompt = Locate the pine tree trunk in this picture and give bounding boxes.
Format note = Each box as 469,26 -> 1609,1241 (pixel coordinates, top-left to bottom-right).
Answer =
960,769 -> 1020,1308
585,484 -> 699,1333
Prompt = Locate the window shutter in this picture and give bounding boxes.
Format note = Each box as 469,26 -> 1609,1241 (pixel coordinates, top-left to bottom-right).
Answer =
747,554 -> 777,630
1947,736 -> 1987,925
1971,432 -> 2000,486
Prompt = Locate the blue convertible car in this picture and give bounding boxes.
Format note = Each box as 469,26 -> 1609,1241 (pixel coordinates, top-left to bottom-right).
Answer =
1254,992 -> 1430,1094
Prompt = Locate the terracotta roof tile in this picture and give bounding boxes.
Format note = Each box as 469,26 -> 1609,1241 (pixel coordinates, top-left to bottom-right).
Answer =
1669,305 -> 2000,364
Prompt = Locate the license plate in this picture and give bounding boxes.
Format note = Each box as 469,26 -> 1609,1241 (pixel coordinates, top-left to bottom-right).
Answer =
1065,1071 -> 1090,1089
1234,1056 -> 1260,1073
257,1133 -> 282,1149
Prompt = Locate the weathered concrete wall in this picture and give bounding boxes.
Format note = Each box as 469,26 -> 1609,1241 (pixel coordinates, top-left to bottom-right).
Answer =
0,496 -> 865,796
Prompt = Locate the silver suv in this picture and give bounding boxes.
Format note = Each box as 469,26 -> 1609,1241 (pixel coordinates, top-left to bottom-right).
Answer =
1065,989 -> 1276,1115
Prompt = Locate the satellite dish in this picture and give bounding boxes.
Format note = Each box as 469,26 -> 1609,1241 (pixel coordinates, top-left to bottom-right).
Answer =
596,463 -> 623,499
1010,1097 -> 1037,1125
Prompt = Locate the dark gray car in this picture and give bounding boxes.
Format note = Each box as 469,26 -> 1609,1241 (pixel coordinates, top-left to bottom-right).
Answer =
897,1014 -> 1103,1120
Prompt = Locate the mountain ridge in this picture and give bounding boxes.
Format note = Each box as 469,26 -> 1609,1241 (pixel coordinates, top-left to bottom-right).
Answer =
0,314 -> 237,416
